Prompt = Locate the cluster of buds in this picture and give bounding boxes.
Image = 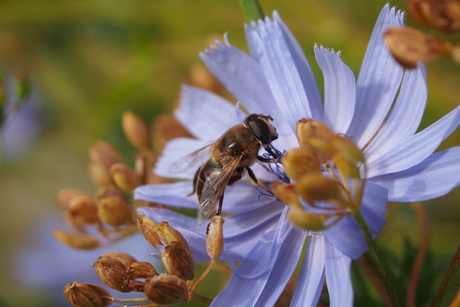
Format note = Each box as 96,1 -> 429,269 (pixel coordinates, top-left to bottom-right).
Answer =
54,110 -> 192,249
272,118 -> 366,231
384,0 -> 460,68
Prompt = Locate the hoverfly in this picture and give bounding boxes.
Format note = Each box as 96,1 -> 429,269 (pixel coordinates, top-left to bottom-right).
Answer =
184,114 -> 282,226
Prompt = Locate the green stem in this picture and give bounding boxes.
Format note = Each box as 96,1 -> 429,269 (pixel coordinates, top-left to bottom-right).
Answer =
239,0 -> 264,22
431,246 -> 460,307
354,211 -> 400,307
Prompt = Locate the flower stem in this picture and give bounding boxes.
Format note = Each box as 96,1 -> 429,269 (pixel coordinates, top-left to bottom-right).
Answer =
354,211 -> 400,307
239,0 -> 264,22
431,246 -> 460,307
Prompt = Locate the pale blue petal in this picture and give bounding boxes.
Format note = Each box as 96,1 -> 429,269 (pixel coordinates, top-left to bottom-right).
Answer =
200,40 -> 298,148
291,234 -> 325,306
273,11 -> 323,120
365,66 -> 427,161
348,5 -> 405,147
315,46 -> 356,133
323,215 -> 367,260
371,147 -> 460,202
245,16 -> 314,130
175,86 -> 238,139
324,238 -> 353,307
367,105 -> 460,177
360,182 -> 389,238
212,224 -> 304,307
134,181 -> 197,209
153,137 -> 209,179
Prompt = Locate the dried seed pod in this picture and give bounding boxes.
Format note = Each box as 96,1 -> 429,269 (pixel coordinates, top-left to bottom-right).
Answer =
88,162 -> 116,188
287,207 -> 327,231
64,282 -> 112,307
156,221 -> 189,248
144,274 -> 189,305
206,215 -> 224,261
283,148 -> 322,182
295,174 -> 345,205
407,0 -> 460,33
137,216 -> 162,247
53,229 -> 100,249
93,256 -> 133,292
101,251 -> 137,267
161,241 -> 195,281
128,279 -> 147,292
66,195 -> 101,229
97,194 -> 133,226
129,261 -> 158,279
122,111 -> 151,149
110,162 -> 139,192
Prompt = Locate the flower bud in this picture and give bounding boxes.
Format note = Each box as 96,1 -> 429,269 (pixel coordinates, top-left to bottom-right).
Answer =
66,195 -> 101,229
144,274 -> 189,305
55,189 -> 90,209
122,111 -> 151,149
296,118 -> 335,149
97,194 -> 133,226
93,256 -> 133,292
88,141 -> 123,170
151,114 -> 193,154
287,207 -> 327,231
283,148 -> 322,181
295,174 -> 345,205
156,221 -> 189,248
162,241 -> 195,281
64,282 -> 112,307
129,261 -> 158,279
137,215 -> 162,247
88,162 -> 116,188
271,182 -> 302,208
53,229 -> 100,249
206,215 -> 224,261
110,162 -> 139,192
189,64 -> 223,93
384,26 -> 449,68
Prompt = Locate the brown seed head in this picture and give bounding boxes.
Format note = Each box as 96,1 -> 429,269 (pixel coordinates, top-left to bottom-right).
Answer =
64,282 -> 112,307
407,0 -> 460,33
55,189 -> 90,209
101,251 -> 137,267
122,111 -> 151,149
88,141 -> 123,170
161,241 -> 195,281
144,274 -> 189,305
88,162 -> 116,188
156,221 -> 189,248
97,194 -> 133,226
53,229 -> 100,249
283,148 -> 322,182
384,26 -> 450,68
66,195 -> 101,229
137,215 -> 162,247
93,256 -> 133,292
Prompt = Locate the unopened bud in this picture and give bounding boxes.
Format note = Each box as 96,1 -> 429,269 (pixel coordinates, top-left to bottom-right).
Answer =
66,195 -> 101,229
144,274 -> 189,305
206,215 -> 224,261
97,194 -> 133,226
287,207 -> 327,231
122,111 -> 151,149
156,221 -> 189,248
134,151 -> 160,185
88,162 -> 116,188
151,114 -> 193,154
296,118 -> 335,149
137,215 -> 162,247
295,174 -> 345,205
64,282 -> 112,307
162,241 -> 195,281
271,182 -> 302,208
93,256 -> 133,292
101,251 -> 137,267
189,64 -> 223,93
129,261 -> 158,279
55,189 -> 90,209
89,141 -> 123,170
384,26 -> 449,69
331,136 -> 364,178
53,229 -> 100,249
110,162 -> 139,192
283,148 -> 322,181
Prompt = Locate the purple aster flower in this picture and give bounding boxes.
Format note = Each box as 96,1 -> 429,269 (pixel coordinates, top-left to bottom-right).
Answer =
135,4 -> 460,306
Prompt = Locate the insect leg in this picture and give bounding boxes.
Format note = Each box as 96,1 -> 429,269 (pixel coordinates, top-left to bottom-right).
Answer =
246,166 -> 274,196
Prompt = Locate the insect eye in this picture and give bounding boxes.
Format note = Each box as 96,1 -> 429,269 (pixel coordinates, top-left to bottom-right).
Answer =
245,114 -> 278,145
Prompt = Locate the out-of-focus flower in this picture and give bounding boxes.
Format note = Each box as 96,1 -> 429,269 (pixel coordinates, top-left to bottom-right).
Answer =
135,4 -> 460,306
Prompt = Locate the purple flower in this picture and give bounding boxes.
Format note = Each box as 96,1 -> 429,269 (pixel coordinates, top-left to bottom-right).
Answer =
135,4 -> 460,306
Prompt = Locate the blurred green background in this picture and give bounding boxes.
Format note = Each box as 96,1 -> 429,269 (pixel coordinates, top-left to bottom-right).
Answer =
0,0 -> 459,306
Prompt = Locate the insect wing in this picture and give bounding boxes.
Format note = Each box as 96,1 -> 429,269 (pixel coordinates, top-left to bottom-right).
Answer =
196,156 -> 243,227
169,143 -> 213,174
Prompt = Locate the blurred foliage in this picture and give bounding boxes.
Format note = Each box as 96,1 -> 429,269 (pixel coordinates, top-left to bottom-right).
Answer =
0,0 -> 459,306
